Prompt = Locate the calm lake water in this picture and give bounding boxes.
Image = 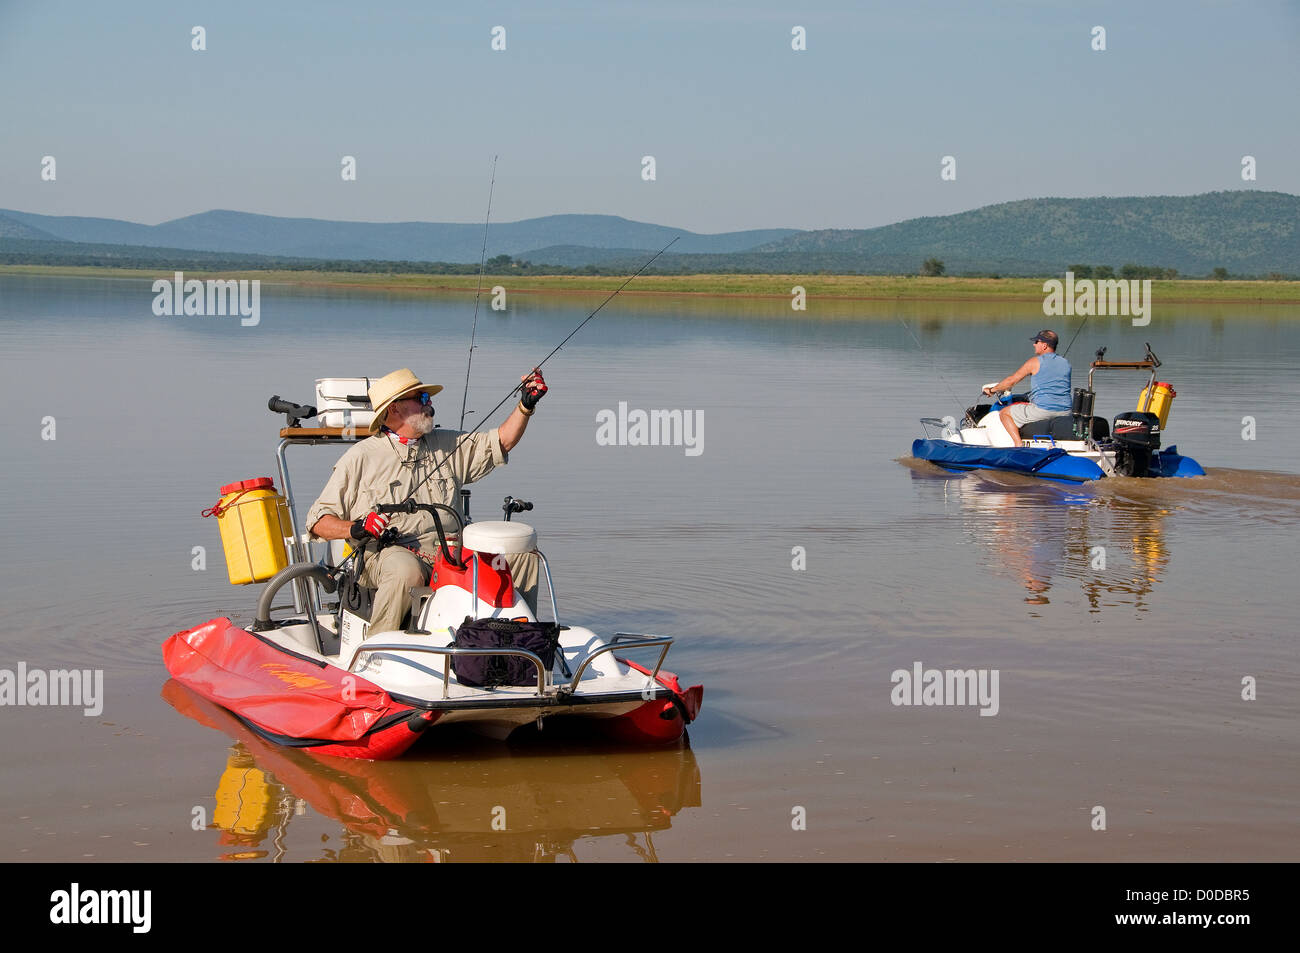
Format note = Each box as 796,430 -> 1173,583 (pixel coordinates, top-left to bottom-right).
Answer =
1,274 -> 1297,861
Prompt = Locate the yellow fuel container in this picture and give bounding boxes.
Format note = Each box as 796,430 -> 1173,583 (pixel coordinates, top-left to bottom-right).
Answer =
1137,382 -> 1177,429
205,477 -> 293,585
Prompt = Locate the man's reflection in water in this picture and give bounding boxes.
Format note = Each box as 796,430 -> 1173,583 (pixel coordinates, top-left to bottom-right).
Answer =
1017,536 -> 1065,605
917,468 -> 1171,613
963,478 -> 1071,609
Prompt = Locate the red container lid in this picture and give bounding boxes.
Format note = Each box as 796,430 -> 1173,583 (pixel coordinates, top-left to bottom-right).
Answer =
220,477 -> 276,495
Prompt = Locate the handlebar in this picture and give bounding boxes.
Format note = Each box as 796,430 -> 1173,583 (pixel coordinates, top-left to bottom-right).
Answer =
502,496 -> 533,520
374,501 -> 466,568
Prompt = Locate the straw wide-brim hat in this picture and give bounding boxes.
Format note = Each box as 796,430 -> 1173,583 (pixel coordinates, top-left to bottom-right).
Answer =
366,368 -> 443,433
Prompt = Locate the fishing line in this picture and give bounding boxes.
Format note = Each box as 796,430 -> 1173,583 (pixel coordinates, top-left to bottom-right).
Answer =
895,314 -> 970,425
459,154 -> 498,430
396,236 -> 680,508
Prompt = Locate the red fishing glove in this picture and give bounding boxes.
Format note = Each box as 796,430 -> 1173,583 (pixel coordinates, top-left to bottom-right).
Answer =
350,511 -> 389,540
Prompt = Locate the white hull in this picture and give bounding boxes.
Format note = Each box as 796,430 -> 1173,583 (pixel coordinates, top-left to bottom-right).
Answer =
260,577 -> 675,733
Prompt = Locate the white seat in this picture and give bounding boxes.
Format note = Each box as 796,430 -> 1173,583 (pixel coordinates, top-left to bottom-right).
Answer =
462,520 -> 537,555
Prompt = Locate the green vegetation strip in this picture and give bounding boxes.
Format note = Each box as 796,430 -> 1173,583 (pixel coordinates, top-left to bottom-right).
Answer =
2,264 -> 1299,302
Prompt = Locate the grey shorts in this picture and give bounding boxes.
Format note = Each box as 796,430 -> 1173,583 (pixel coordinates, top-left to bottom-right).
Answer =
1006,402 -> 1060,427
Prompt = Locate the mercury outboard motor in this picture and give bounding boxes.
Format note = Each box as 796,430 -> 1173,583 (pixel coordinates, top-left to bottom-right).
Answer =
1112,411 -> 1161,477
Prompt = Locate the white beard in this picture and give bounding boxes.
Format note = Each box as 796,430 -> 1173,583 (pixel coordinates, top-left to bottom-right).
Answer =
386,404 -> 435,436
405,407 -> 435,436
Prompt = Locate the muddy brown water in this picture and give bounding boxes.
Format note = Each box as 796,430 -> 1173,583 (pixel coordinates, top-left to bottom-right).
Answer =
1,275 -> 1296,861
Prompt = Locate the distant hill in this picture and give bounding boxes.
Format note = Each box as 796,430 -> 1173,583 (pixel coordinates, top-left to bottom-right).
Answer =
753,191 -> 1300,275
0,237 -> 362,271
0,209 -> 799,263
1,192 -> 1294,276
0,213 -> 62,241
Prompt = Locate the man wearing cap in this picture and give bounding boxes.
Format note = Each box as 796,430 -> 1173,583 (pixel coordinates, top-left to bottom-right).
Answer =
306,367 -> 547,636
982,330 -> 1072,447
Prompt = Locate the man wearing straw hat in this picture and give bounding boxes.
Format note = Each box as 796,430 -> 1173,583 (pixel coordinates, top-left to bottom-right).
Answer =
306,366 -> 547,636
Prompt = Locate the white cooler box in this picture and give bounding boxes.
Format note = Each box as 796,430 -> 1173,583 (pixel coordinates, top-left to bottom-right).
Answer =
316,377 -> 376,430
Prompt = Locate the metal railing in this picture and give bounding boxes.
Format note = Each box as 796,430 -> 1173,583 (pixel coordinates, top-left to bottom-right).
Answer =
343,632 -> 675,699
343,642 -> 549,698
468,549 -> 559,624
919,416 -> 964,442
276,434 -> 361,614
566,634 -> 673,692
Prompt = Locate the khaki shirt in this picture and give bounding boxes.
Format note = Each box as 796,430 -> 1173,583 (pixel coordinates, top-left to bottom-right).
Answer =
306,428 -> 506,550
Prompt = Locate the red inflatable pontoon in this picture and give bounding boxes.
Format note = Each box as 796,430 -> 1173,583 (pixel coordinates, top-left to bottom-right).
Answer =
163,618 -> 437,760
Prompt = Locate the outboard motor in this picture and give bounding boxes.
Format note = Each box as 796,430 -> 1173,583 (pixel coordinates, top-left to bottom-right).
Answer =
1112,411 -> 1161,477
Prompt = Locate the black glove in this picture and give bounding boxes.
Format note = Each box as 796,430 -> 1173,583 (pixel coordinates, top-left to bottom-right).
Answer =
520,368 -> 548,411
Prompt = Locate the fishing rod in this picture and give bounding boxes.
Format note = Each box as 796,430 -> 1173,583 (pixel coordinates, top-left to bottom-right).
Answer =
895,314 -> 969,426
395,235 -> 681,508
1060,312 -> 1090,358
459,155 -> 498,430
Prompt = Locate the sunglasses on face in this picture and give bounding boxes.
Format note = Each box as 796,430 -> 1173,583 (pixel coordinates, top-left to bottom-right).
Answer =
402,391 -> 433,406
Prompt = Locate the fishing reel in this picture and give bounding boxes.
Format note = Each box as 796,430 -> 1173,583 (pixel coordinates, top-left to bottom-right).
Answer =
268,395 -> 317,428
502,496 -> 533,521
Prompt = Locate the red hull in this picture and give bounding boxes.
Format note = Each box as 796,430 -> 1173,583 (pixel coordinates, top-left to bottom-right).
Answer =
162,619 -> 702,757
604,659 -> 705,744
162,618 -> 436,760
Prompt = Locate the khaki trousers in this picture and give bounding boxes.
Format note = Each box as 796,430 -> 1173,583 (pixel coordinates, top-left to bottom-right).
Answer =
358,547 -> 541,636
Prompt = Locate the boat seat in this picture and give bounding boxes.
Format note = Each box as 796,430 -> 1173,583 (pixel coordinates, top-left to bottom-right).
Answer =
1019,415 -> 1109,441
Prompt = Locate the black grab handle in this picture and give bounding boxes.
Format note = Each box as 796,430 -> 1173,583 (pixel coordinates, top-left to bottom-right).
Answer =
502,496 -> 533,520
375,501 -> 466,568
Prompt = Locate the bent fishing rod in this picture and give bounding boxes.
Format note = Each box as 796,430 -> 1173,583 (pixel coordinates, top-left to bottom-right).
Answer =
459,154 -> 498,431
395,235 -> 681,508
895,314 -> 970,425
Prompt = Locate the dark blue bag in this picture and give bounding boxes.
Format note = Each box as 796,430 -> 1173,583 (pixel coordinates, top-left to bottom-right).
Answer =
451,618 -> 560,688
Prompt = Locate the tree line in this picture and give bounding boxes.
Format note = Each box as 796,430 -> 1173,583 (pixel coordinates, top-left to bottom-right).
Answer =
0,237 -> 1293,280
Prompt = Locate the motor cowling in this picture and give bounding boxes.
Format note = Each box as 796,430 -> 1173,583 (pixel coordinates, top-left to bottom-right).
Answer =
1112,411 -> 1161,477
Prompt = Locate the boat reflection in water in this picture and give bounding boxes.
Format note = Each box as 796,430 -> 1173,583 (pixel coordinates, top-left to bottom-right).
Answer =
906,464 -> 1171,612
163,680 -> 702,862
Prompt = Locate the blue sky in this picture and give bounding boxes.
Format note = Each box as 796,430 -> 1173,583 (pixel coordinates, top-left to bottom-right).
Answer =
1,0 -> 1297,232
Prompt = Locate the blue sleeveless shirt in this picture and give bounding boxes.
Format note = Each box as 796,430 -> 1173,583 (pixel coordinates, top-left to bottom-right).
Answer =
1030,352 -> 1071,411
